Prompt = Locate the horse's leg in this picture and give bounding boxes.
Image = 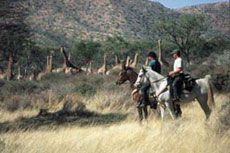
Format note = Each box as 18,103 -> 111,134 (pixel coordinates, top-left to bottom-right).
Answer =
143,105 -> 148,120
159,104 -> 165,121
159,103 -> 165,133
137,106 -> 143,123
152,104 -> 161,119
196,95 -> 211,120
165,101 -> 176,120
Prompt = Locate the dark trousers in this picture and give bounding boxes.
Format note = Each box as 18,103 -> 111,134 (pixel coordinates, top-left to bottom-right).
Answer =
171,74 -> 184,100
169,74 -> 183,118
140,83 -> 151,106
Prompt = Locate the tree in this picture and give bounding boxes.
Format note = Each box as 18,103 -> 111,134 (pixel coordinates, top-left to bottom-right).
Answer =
154,14 -> 208,64
71,40 -> 101,66
103,36 -> 129,54
0,0 -> 34,77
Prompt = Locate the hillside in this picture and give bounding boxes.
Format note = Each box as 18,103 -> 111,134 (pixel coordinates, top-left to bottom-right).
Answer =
26,1 -> 229,47
177,2 -> 230,35
26,0 -> 176,46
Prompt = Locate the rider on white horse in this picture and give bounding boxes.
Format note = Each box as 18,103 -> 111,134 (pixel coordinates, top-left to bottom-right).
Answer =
140,52 -> 161,109
134,66 -> 215,121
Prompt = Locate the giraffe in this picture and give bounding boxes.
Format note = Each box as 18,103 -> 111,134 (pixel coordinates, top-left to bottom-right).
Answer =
61,47 -> 83,75
158,39 -> 169,67
106,53 -> 122,74
16,66 -> 23,80
29,73 -> 35,81
37,55 -> 53,80
126,55 -> 131,67
145,57 -> 149,66
52,47 -> 67,73
130,52 -> 139,68
114,53 -> 120,65
0,56 -> 13,80
28,65 -> 36,81
97,53 -> 107,75
87,61 -> 96,75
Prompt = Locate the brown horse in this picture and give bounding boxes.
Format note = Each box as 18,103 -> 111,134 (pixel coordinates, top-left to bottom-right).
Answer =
115,65 -> 158,122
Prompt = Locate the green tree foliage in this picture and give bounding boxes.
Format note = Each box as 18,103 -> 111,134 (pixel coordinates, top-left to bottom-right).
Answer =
70,36 -> 155,67
103,36 -> 129,54
71,40 -> 101,66
0,0 -> 34,75
154,14 -> 208,64
103,36 -> 154,63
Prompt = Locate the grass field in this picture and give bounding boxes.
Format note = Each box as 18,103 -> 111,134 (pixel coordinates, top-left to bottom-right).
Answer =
0,90 -> 229,153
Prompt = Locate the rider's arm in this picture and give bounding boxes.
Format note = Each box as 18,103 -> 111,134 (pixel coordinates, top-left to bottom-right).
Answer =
148,60 -> 156,68
169,58 -> 183,76
169,68 -> 182,76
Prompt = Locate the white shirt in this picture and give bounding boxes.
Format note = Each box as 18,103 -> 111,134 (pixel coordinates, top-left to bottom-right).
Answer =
174,57 -> 183,73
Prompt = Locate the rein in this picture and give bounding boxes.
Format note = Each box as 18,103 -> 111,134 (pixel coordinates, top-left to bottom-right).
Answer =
148,76 -> 168,98
150,76 -> 167,84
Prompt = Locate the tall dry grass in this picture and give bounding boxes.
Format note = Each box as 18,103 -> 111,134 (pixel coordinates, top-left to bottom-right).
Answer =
0,73 -> 230,153
0,94 -> 229,153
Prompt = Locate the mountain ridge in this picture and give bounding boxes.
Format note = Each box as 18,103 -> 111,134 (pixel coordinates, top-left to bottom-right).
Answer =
26,0 -> 229,46
177,1 -> 230,35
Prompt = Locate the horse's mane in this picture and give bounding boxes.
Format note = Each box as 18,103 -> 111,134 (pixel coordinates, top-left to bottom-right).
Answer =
126,67 -> 134,71
145,67 -> 164,79
126,67 -> 138,74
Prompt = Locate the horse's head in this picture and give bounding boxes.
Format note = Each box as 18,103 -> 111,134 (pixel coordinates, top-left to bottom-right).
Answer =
116,68 -> 129,85
115,61 -> 129,85
116,61 -> 138,86
134,66 -> 149,88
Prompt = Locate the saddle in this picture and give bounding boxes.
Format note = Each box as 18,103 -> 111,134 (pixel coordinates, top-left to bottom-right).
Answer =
183,74 -> 196,92
167,74 -> 196,99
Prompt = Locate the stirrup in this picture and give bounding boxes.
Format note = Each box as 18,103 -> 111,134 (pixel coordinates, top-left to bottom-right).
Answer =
172,98 -> 180,103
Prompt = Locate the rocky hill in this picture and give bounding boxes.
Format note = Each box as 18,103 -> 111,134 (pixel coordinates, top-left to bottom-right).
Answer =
26,0 -> 176,46
177,2 -> 230,35
26,0 -> 229,46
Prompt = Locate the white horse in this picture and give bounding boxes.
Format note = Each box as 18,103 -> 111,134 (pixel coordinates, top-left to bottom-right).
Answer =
134,67 -> 215,121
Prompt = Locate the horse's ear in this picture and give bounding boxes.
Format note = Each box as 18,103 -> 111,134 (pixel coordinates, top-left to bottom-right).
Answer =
142,66 -> 146,71
121,60 -> 126,70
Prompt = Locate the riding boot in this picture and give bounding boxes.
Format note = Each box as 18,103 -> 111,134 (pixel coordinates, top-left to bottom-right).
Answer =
143,95 -> 150,106
174,104 -> 182,118
138,97 -> 145,108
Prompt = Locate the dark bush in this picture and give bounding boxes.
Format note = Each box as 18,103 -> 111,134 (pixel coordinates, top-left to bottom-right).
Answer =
217,100 -> 230,133
212,74 -> 230,92
0,95 -> 31,112
41,73 -> 70,82
0,80 -> 49,95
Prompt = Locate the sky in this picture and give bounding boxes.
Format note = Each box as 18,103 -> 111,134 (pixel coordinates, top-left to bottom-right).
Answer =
150,0 -> 229,8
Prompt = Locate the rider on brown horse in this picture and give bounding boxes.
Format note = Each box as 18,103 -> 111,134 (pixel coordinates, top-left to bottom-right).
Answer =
139,52 -> 161,109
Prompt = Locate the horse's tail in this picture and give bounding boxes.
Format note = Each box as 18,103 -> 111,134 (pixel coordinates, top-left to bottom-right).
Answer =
205,75 -> 215,109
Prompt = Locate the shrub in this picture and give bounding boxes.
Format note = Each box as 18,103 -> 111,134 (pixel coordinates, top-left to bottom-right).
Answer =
62,98 -> 86,113
0,80 -> 49,95
72,74 -> 106,96
1,95 -> 31,112
41,73 -> 70,82
216,100 -> 230,133
74,82 -> 96,96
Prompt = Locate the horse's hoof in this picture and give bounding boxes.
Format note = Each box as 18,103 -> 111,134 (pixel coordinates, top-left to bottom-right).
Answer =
175,111 -> 182,118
